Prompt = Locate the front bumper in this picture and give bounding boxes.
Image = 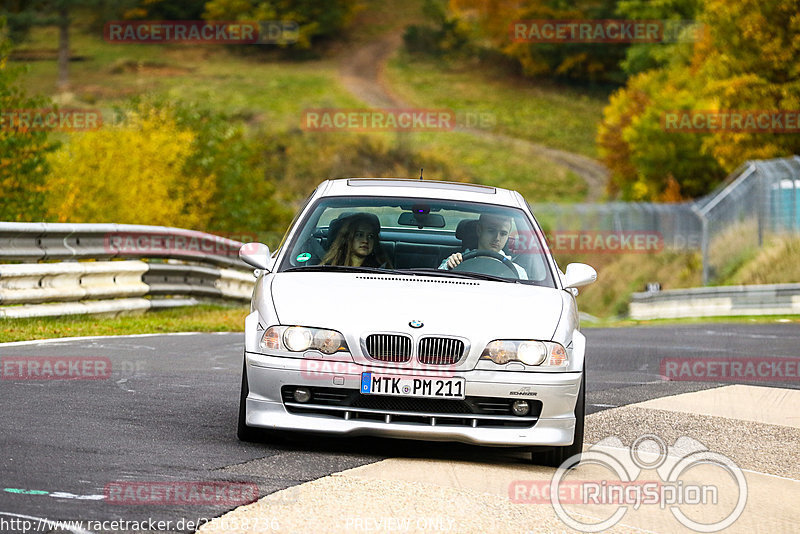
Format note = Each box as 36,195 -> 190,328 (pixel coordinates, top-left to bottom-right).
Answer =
244,352 -> 582,447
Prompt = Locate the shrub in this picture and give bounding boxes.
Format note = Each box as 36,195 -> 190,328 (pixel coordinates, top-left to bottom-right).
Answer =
44,104 -> 214,228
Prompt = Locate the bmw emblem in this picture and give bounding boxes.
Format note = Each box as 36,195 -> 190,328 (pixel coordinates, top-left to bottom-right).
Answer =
409,320 -> 423,328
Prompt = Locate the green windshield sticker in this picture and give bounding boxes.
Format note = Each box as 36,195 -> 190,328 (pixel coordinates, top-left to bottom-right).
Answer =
296,252 -> 312,262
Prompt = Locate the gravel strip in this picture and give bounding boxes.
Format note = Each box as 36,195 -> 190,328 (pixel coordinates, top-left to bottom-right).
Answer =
585,405 -> 800,480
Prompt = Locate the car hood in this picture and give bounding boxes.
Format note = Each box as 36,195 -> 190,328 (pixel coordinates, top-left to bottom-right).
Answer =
271,272 -> 563,341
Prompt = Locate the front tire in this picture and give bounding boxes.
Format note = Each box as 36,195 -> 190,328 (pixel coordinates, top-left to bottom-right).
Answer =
535,369 -> 585,468
237,361 -> 260,442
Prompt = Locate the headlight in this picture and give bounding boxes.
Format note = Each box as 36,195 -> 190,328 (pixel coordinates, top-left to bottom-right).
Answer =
488,340 -> 515,364
481,340 -> 567,367
313,329 -> 346,355
284,327 -> 313,351
517,341 -> 547,365
260,325 -> 348,354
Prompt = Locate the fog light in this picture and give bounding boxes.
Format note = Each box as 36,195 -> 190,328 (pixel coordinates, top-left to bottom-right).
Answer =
511,400 -> 530,416
293,387 -> 312,403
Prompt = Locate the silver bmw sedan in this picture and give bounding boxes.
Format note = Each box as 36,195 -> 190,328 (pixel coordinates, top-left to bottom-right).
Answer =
237,178 -> 596,467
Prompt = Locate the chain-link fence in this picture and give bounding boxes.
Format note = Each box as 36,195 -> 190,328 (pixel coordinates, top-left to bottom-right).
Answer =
530,155 -> 800,284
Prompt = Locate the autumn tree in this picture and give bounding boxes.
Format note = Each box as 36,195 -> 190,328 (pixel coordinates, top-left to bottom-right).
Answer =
0,18 -> 56,221
202,0 -> 360,49
616,0 -> 700,76
44,104 -> 214,228
693,0 -> 800,171
598,0 -> 800,200
440,0 -> 629,83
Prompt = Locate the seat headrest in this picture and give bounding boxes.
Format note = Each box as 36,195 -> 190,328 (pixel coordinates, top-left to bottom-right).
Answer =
456,219 -> 479,249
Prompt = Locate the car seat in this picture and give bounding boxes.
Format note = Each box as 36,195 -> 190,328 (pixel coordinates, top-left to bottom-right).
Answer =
455,219 -> 479,250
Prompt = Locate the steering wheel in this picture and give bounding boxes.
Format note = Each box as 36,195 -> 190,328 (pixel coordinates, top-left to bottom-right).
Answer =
452,249 -> 519,279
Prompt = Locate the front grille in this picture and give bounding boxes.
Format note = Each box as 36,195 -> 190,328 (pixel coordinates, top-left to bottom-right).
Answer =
418,337 -> 465,365
365,334 -> 412,362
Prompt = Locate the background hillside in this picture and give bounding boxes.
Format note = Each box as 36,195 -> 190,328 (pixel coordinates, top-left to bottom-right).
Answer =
2,0 -> 798,318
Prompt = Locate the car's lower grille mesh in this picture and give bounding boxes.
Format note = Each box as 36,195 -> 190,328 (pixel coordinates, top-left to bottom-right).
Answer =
280,386 -> 541,429
418,337 -> 465,365
350,395 -> 472,414
365,334 -> 412,362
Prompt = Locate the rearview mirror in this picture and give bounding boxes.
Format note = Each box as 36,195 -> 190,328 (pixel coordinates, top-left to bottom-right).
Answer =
239,242 -> 271,270
564,263 -> 597,289
397,212 -> 446,228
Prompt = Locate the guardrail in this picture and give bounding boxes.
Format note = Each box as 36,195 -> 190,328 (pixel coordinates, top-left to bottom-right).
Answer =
629,283 -> 800,320
0,223 -> 256,318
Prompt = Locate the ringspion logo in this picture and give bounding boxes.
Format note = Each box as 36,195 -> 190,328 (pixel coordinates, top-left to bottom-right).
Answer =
543,434 -> 747,532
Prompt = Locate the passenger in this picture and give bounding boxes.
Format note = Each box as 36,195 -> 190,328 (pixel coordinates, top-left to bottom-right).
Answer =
321,214 -> 393,268
440,213 -> 528,279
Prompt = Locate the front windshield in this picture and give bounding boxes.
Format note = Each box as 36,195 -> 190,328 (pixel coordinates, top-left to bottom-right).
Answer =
277,196 -> 556,287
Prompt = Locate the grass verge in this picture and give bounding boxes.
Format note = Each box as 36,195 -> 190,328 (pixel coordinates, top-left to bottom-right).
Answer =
0,304 -> 248,343
16,24 -> 363,130
385,52 -> 609,158
585,314 -> 800,328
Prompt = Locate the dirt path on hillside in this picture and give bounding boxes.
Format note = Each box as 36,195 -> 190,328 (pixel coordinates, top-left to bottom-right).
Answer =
338,32 -> 609,201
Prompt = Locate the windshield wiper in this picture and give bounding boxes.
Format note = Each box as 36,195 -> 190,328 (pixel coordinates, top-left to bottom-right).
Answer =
283,265 -> 399,274
401,268 -> 519,283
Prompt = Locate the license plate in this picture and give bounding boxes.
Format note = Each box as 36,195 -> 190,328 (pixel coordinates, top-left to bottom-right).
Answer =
360,373 -> 465,399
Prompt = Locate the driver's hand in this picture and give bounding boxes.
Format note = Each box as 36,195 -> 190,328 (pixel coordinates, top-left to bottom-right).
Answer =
446,252 -> 463,269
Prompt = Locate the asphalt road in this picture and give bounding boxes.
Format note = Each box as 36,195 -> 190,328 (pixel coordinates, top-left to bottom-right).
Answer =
1,324 -> 798,533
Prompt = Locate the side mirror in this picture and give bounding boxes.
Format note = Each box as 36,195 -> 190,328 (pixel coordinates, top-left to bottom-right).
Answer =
239,243 -> 271,271
564,263 -> 597,289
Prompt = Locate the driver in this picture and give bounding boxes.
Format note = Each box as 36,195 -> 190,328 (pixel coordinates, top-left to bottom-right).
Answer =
439,213 -> 528,279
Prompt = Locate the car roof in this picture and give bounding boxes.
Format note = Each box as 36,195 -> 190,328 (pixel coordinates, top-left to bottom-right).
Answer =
318,178 -> 525,208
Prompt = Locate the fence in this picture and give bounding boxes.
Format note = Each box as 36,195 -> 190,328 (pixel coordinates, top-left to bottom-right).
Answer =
532,156 -> 800,284
0,223 -> 256,318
